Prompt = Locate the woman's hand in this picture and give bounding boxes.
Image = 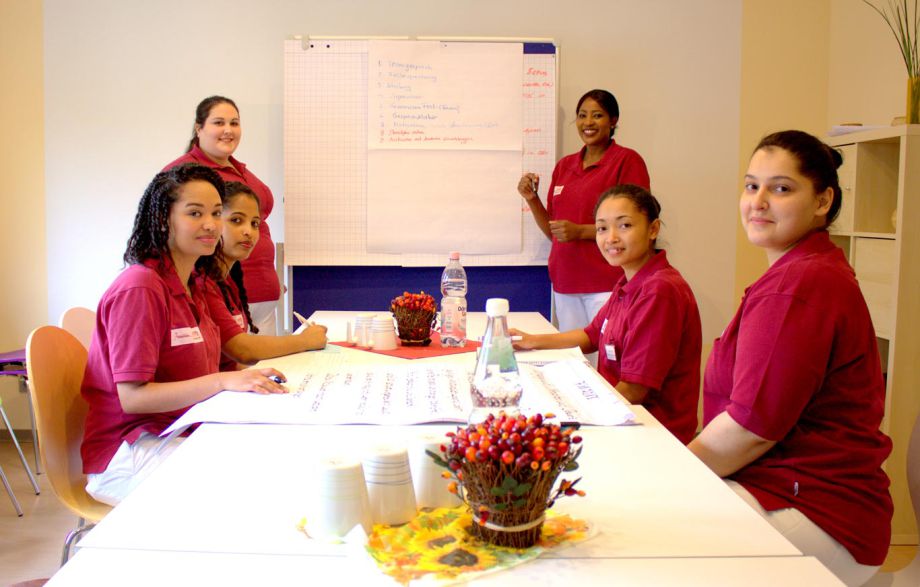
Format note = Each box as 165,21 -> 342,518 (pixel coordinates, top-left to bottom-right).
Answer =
517,173 -> 540,201
508,328 -> 538,350
296,323 -> 328,350
219,367 -> 289,395
548,219 -> 591,242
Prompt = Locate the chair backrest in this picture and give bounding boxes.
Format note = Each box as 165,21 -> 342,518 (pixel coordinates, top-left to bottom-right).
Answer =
908,408 -> 920,547
25,325 -> 111,522
58,306 -> 96,351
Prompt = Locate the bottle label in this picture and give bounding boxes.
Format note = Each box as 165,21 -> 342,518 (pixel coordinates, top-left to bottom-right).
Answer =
441,298 -> 467,344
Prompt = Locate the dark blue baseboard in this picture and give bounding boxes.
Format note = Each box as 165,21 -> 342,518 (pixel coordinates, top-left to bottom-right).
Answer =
292,266 -> 551,321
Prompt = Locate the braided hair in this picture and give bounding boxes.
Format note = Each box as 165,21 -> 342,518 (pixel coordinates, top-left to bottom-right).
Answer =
217,181 -> 260,334
124,163 -> 227,280
186,95 -> 239,153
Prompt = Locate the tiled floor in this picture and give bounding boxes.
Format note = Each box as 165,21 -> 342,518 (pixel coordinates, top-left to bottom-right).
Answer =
0,440 -> 916,585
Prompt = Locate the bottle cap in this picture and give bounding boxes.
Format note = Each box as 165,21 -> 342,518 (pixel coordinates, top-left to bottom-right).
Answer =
449,251 -> 460,261
485,298 -> 509,317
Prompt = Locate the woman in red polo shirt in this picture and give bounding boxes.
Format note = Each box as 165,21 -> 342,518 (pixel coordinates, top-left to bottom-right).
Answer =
689,130 -> 892,586
81,164 -> 287,506
511,184 -> 701,444
202,181 -> 327,372
164,96 -> 282,335
517,89 -> 650,335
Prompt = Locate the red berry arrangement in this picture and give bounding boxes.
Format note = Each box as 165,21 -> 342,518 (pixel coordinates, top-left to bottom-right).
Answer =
390,291 -> 437,345
428,412 -> 584,548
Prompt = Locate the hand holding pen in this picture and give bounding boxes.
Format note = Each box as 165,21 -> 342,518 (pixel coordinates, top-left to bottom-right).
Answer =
293,311 -> 328,349
517,173 -> 540,202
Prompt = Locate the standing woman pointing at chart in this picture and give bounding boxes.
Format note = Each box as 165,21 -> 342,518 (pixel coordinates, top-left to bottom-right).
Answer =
164,96 -> 282,335
518,89 -> 650,333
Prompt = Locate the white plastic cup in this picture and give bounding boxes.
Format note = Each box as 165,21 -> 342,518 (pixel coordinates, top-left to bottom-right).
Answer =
410,435 -> 462,510
307,457 -> 373,539
352,313 -> 377,347
371,317 -> 398,350
363,446 -> 417,525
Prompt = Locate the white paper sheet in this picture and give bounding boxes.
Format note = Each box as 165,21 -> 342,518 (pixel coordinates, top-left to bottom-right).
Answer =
163,359 -> 635,435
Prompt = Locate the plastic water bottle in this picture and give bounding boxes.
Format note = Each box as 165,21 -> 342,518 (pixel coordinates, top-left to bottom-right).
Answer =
440,251 -> 467,348
469,298 -> 522,424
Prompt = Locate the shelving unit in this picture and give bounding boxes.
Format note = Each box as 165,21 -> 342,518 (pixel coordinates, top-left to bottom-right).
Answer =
828,125 -> 920,543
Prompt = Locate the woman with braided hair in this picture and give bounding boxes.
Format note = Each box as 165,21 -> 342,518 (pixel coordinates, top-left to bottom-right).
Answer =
201,181 -> 327,372
81,164 -> 288,506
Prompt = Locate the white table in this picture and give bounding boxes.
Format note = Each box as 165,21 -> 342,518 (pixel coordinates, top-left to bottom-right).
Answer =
49,311 -> 837,584
48,550 -> 843,586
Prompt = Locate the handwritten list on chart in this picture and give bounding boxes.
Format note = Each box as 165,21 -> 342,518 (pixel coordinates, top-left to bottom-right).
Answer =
368,41 -> 522,150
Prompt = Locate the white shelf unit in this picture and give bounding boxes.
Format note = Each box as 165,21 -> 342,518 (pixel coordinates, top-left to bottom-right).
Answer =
828,125 -> 920,543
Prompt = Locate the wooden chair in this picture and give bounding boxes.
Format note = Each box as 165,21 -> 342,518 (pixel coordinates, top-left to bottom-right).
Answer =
0,395 -> 40,516
25,325 -> 112,564
58,306 -> 96,351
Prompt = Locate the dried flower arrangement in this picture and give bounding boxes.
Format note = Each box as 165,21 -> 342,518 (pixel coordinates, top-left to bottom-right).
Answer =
390,291 -> 437,345
428,412 -> 584,548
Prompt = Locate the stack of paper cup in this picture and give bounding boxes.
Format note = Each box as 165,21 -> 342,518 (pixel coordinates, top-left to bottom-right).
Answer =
370,316 -> 398,351
410,435 -> 463,510
307,457 -> 372,540
352,313 -> 377,347
364,446 -> 417,525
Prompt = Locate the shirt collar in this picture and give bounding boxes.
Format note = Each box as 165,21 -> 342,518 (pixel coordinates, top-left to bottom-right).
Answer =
189,144 -> 247,177
579,139 -> 619,169
768,230 -> 834,272
619,249 -> 669,296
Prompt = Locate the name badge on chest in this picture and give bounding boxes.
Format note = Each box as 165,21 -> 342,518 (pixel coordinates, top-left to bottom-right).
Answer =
553,185 -> 564,196
604,343 -> 617,361
233,314 -> 246,329
171,326 -> 204,347
600,318 -> 608,334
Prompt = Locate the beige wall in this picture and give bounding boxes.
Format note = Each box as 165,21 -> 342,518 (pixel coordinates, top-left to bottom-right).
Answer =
0,0 -> 46,429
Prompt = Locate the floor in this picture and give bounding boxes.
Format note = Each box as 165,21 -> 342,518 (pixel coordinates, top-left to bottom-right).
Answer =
0,439 -> 917,585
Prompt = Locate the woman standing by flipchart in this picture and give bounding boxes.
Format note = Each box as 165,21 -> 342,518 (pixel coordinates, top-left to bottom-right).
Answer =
518,89 -> 650,334
164,96 -> 282,335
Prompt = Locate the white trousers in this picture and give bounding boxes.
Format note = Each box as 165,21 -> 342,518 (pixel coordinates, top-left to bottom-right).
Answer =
249,299 -> 279,336
728,480 -> 880,587
551,289 -> 609,367
86,432 -> 184,506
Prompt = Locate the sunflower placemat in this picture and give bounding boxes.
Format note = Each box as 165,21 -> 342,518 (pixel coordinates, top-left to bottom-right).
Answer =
365,507 -> 593,585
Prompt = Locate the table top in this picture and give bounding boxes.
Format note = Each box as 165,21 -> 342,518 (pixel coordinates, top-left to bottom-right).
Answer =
60,310 -> 812,584
48,550 -> 843,586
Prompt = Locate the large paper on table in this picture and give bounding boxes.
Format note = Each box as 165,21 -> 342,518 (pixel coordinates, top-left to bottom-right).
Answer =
163,356 -> 635,435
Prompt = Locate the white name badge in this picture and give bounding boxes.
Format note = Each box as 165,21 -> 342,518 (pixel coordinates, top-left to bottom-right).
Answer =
553,185 -> 564,196
233,314 -> 246,329
605,344 -> 617,361
171,326 -> 204,347
600,318 -> 608,335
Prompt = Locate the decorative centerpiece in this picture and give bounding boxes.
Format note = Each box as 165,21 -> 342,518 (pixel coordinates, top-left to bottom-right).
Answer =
429,412 -> 584,548
863,0 -> 920,123
390,291 -> 437,346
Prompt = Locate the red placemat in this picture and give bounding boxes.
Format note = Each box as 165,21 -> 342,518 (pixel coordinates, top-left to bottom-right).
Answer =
331,331 -> 479,359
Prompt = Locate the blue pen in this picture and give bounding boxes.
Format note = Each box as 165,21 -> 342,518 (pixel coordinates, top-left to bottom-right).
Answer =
269,375 -> 285,384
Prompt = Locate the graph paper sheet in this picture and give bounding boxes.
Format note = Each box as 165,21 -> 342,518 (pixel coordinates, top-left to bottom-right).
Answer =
283,38 -> 556,266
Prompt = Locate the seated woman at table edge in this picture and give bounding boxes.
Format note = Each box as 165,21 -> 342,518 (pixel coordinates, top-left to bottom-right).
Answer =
688,130 -> 892,587
200,181 -> 327,372
81,164 -> 287,507
511,184 -> 702,444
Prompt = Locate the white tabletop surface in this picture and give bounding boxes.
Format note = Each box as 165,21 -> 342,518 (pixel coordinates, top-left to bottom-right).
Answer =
48,550 -> 843,586
58,311 -> 813,583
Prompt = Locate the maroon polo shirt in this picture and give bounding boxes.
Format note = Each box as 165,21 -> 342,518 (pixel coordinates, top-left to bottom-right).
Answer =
703,230 -> 893,565
546,142 -> 650,294
200,275 -> 249,372
81,258 -> 221,473
584,250 -> 701,443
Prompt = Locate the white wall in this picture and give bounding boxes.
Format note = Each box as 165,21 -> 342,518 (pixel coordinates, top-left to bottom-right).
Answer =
44,0 -> 741,345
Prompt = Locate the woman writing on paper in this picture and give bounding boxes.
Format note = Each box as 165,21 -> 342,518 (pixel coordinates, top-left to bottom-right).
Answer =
201,181 -> 327,372
164,96 -> 282,335
688,131 -> 892,586
511,185 -> 701,444
81,165 -> 288,506
518,89 -> 650,333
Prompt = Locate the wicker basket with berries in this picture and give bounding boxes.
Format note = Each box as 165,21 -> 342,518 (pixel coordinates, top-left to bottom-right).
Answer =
428,412 -> 584,548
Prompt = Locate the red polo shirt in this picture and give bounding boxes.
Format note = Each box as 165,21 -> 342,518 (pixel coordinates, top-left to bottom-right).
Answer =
81,258 -> 221,474
703,230 -> 893,565
546,142 -> 650,294
164,146 -> 281,303
584,250 -> 701,443
200,276 -> 249,372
